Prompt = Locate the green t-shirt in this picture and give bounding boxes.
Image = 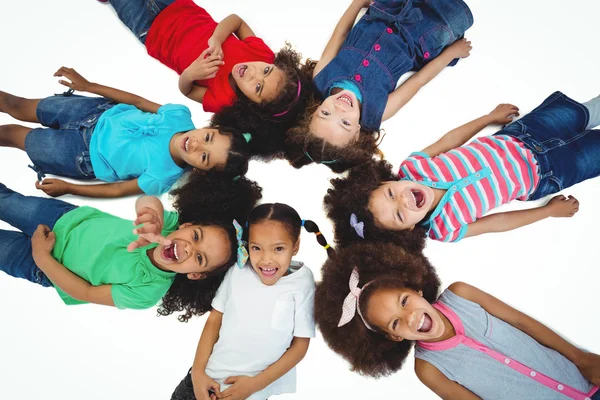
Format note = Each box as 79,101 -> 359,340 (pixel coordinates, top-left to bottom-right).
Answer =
50,206 -> 179,310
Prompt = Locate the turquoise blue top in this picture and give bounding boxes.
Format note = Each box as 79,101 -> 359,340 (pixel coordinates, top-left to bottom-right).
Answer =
89,103 -> 195,195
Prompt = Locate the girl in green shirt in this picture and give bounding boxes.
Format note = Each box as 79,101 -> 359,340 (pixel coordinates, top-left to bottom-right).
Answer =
0,173 -> 262,321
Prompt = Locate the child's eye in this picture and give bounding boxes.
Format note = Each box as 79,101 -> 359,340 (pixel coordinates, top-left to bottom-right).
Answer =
194,231 -> 199,242
202,152 -> 207,162
401,296 -> 408,307
388,188 -> 394,200
251,245 -> 260,251
205,133 -> 210,142
396,211 -> 403,223
263,66 -> 269,74
197,254 -> 203,265
275,246 -> 284,252
321,110 -> 331,116
393,319 -> 398,330
255,83 -> 262,93
342,120 -> 351,126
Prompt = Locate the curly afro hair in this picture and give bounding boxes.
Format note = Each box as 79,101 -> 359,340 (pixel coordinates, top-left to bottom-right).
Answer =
211,43 -> 315,160
314,242 -> 440,377
324,159 -> 427,252
282,60 -> 382,173
157,174 -> 263,322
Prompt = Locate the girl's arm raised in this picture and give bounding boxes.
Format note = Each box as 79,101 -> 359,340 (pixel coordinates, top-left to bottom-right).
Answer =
218,337 -> 310,400
179,49 -> 224,101
421,103 -> 519,158
415,359 -> 481,400
382,39 -> 472,123
448,282 -> 600,386
191,309 -> 224,400
54,67 -> 162,113
313,0 -> 371,78
31,225 -> 115,307
464,195 -> 579,239
35,178 -> 143,199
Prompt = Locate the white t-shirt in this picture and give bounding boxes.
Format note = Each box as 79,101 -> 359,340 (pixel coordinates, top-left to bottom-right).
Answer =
205,261 -> 316,399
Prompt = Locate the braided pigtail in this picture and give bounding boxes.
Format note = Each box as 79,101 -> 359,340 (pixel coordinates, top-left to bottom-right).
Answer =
302,219 -> 335,257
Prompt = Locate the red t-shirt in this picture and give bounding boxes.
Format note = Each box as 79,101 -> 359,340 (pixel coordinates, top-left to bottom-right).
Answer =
145,0 -> 275,113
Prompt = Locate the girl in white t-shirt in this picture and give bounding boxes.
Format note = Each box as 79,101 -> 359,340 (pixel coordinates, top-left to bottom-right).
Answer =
170,203 -> 333,400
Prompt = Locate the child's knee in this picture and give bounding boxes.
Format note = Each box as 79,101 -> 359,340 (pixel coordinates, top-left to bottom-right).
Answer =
0,124 -> 31,148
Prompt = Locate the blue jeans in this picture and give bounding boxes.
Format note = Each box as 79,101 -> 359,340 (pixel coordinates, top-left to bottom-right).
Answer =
592,388 -> 600,400
25,94 -> 114,180
109,0 -> 175,43
496,91 -> 600,200
0,183 -> 77,287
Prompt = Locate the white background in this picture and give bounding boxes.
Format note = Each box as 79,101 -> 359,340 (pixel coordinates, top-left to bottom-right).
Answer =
1,0 -> 599,399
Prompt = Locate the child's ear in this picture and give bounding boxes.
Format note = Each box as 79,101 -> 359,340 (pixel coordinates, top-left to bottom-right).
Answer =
293,238 -> 300,255
418,290 -> 423,297
385,333 -> 404,342
179,222 -> 193,230
187,272 -> 206,281
409,225 -> 415,231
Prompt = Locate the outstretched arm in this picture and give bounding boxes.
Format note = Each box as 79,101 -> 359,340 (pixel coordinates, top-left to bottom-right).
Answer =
421,103 -> 519,158
415,359 -> 481,400
382,38 -> 472,122
464,195 -> 579,239
54,67 -> 162,113
313,0 -> 372,77
35,178 -> 142,199
31,225 -> 115,306
218,337 -> 310,399
448,282 -> 600,386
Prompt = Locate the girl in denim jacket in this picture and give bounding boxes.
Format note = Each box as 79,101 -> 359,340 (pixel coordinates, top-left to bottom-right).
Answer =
285,0 -> 473,172
323,92 -> 600,245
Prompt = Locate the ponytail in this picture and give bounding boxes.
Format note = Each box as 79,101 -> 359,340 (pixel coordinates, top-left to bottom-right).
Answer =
302,219 -> 335,258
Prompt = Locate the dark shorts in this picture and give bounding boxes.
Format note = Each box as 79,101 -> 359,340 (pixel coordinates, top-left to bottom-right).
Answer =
24,94 -> 114,180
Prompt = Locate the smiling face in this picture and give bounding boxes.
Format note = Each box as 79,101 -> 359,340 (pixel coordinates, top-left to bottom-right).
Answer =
231,61 -> 284,104
368,181 -> 436,231
365,287 -> 446,342
151,223 -> 232,280
172,128 -> 232,171
248,220 -> 299,286
309,90 -> 361,147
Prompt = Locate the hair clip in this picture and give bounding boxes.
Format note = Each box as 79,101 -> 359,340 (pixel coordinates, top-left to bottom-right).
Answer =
242,133 -> 252,143
232,220 -> 249,269
350,213 -> 365,239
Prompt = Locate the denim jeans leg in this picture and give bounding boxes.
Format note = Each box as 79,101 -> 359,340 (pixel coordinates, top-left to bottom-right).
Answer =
0,229 -> 52,287
109,0 -> 176,43
0,183 -> 77,236
170,369 -> 196,400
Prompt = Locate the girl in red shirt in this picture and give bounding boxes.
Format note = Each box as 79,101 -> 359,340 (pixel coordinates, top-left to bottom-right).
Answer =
105,0 -> 312,156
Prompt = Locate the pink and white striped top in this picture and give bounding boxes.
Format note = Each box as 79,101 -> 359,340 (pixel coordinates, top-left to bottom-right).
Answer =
398,135 -> 540,242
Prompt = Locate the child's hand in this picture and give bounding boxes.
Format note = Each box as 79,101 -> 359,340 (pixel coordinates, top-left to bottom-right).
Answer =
546,194 -> 579,218
575,351 -> 600,386
35,178 -> 71,197
192,372 -> 221,400
185,48 -> 224,81
488,103 -> 520,125
31,224 -> 56,261
217,375 -> 259,400
447,38 -> 472,59
207,36 -> 224,59
54,67 -> 92,92
127,206 -> 171,251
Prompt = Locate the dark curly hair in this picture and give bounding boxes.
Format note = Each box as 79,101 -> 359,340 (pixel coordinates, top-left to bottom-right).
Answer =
210,124 -> 251,178
157,174 -> 263,322
314,242 -> 440,377
282,60 -> 382,173
246,203 -> 335,258
324,159 -> 427,252
211,43 -> 315,160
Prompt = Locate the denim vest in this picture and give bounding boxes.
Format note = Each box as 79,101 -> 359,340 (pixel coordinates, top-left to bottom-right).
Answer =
313,0 -> 473,130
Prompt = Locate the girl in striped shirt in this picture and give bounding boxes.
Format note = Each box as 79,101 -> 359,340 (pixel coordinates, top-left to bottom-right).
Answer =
324,91 -> 600,243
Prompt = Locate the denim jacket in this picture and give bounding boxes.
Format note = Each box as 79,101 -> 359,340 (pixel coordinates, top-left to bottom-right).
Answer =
313,0 -> 473,130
